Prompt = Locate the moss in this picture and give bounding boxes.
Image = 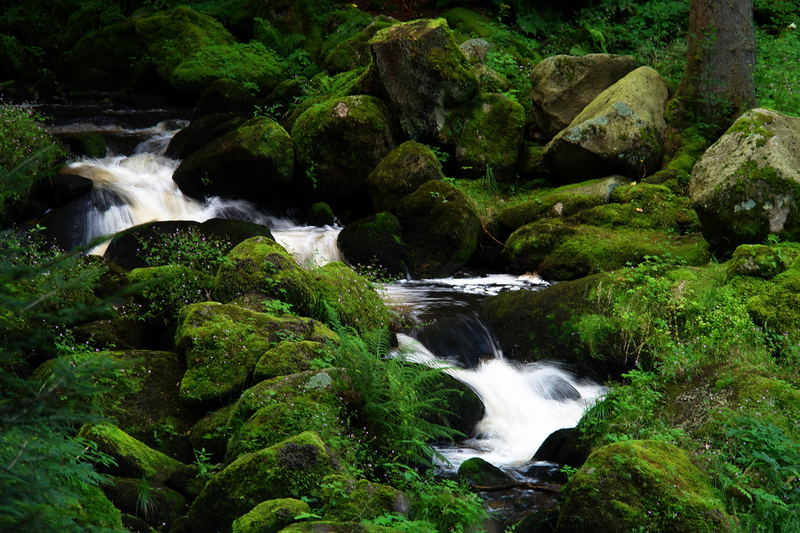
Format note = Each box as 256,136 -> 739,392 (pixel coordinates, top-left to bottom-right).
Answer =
279,522 -> 393,533
175,302 -> 326,405
724,109 -> 776,144
320,474 -> 407,521
322,17 -> 395,74
73,483 -> 124,531
190,404 -> 236,463
439,92 -> 525,179
231,498 -> 310,533
556,440 -> 734,533
292,95 -> 395,207
726,244 -> 786,280
186,431 -> 339,533
337,212 -> 407,279
172,118 -> 293,203
134,6 -> 234,80
311,262 -> 391,335
96,350 -> 195,460
308,202 -> 335,226
103,476 -> 186,528
254,340 -> 332,380
504,219 -> 709,280
457,457 -> 513,487
171,41 -> 286,95
367,141 -> 444,212
214,236 -> 318,317
78,424 -> 189,484
127,265 -> 215,325
442,8 -> 540,62
396,180 -> 482,278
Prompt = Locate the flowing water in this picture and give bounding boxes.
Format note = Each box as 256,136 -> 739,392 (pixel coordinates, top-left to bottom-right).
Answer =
50,109 -> 605,519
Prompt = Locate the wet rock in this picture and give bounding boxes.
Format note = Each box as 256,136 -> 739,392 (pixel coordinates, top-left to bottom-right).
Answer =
231,498 -> 310,533
690,108 -> 800,254
337,212 -> 408,279
367,141 -> 444,212
321,474 -> 409,521
166,112 -> 246,159
322,17 -> 396,74
533,428 -> 588,468
31,172 -> 93,209
193,79 -> 257,120
530,54 -> 638,138
458,457 -> 514,487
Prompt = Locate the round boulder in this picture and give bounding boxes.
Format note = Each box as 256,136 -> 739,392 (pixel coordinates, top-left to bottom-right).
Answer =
543,67 -> 669,183
337,212 -> 408,279
172,118 -> 293,204
367,140 -> 444,212
292,95 -> 396,209
690,108 -> 800,254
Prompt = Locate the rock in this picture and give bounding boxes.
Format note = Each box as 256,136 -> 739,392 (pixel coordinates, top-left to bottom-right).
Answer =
322,17 -> 396,74
126,264 -> 215,326
424,372 -> 484,437
231,498 -> 310,533
459,38 -> 491,63
543,67 -> 669,182
103,476 -> 186,529
396,180 -> 482,278
172,118 -> 293,204
74,484 -> 125,531
186,432 -> 340,533
307,202 -> 335,226
498,176 -> 631,233
292,95 -> 396,209
369,18 -> 478,139
166,113 -> 247,159
533,428 -> 589,468
743,262 -> 800,340
337,212 -> 408,279
458,457 -> 513,487
311,261 -> 392,335
321,475 -> 408,521
555,440 -> 735,533
690,108 -> 800,253
502,218 -> 709,280
65,21 -> 150,89
189,404 -> 235,462
530,54 -> 638,138
254,340 -> 333,381
95,350 -> 197,460
194,79 -> 257,120
726,244 -> 787,280
439,92 -> 525,179
57,132 -> 107,158
30,173 -> 93,209
213,236 -> 318,316
175,302 -> 327,406
367,141 -> 444,212
78,424 -> 192,484
73,318 -> 154,350
104,218 -> 273,271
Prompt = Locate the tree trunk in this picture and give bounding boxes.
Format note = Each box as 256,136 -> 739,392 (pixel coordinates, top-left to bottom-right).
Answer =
677,0 -> 756,130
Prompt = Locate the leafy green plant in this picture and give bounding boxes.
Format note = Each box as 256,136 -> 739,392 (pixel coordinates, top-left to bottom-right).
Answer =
139,227 -> 231,273
193,447 -> 218,482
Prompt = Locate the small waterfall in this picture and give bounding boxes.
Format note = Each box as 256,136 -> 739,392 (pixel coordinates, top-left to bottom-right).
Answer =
271,223 -> 343,267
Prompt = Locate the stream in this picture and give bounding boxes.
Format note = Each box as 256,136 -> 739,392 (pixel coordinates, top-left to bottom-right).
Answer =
43,106 -> 606,522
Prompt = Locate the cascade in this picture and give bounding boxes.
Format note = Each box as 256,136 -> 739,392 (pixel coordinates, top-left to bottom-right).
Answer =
56,109 -> 604,489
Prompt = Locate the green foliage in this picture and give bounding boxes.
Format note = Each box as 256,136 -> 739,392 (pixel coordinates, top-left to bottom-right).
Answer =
0,104 -> 64,215
139,226 -> 231,274
755,28 -> 800,116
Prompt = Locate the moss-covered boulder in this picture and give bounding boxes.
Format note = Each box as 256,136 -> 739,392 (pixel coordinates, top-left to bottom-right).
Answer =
744,263 -> 800,340
175,302 -> 328,405
73,317 -> 152,351
97,350 -> 196,460
172,118 -> 293,204
193,79 -> 258,120
78,424 -> 192,484
367,141 -> 444,212
337,212 -> 408,279
292,95 -> 396,208
127,264 -> 215,326
543,67 -> 668,182
103,476 -> 187,529
232,498 -> 310,533
166,112 -> 246,159
458,457 -> 514,487
322,17 -> 396,74
690,108 -> 800,254
369,18 -> 478,139
396,180 -> 482,278
73,484 -> 125,532
503,218 -> 708,280
214,236 -> 317,316
530,54 -> 638,138
186,432 -> 340,533
320,475 -> 408,521
311,262 -> 392,335
279,522 -> 392,533
254,340 -> 333,381
726,244 -> 787,280
498,176 -> 631,233
439,92 -> 525,179
555,440 -> 734,533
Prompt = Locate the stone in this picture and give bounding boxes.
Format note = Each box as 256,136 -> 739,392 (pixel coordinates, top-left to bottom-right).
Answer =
367,141 -> 444,212
690,108 -> 800,254
165,113 -> 246,159
369,18 -> 478,139
530,54 -> 638,138
543,67 -> 669,182
337,212 -> 408,279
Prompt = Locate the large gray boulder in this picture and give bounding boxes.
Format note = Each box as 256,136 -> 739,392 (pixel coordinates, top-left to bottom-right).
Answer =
369,18 -> 478,139
690,108 -> 800,253
543,67 -> 669,183
531,54 -> 638,138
